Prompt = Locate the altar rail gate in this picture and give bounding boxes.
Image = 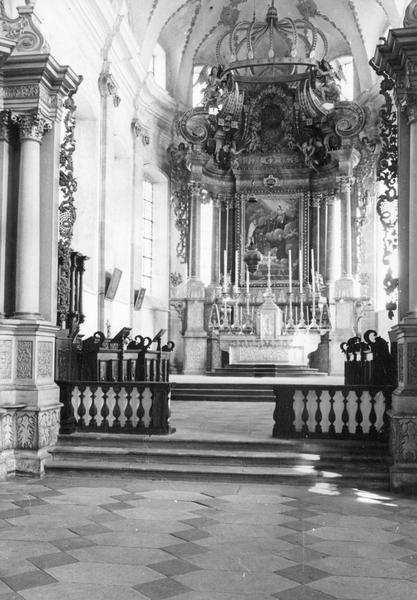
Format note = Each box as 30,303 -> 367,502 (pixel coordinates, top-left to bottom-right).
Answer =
273,384 -> 394,440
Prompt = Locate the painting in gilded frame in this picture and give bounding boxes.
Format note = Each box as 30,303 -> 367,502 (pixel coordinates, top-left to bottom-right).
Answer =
243,194 -> 302,284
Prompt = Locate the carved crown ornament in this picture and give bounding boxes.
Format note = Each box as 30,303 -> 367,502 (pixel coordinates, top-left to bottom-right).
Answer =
174,2 -> 365,179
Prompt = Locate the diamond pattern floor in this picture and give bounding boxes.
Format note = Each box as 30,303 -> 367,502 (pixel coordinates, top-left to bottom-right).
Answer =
0,474 -> 416,599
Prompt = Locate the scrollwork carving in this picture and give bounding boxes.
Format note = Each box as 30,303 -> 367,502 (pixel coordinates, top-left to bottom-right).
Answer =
332,101 -> 366,138
0,3 -> 48,54
373,69 -> 398,318
404,0 -> 417,27
98,68 -> 121,107
57,76 -> 83,330
176,107 -> 210,145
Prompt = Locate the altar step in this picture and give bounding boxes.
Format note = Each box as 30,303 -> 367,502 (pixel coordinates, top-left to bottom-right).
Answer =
47,433 -> 389,490
210,364 -> 326,377
171,382 -> 275,402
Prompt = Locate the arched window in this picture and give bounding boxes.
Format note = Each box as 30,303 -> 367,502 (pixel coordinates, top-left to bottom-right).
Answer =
150,43 -> 166,89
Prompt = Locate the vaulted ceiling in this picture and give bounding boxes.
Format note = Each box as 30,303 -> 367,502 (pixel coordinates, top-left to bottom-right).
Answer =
128,0 -> 409,105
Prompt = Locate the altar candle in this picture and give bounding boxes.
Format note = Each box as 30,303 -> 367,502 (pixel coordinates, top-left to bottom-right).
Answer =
235,250 -> 239,285
246,265 -> 250,294
299,249 -> 303,293
223,249 -> 228,289
288,249 -> 292,292
311,248 -> 315,293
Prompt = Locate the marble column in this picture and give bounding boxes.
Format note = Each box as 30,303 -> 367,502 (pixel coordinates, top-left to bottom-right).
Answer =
340,176 -> 353,280
0,111 -> 11,318
210,198 -> 221,285
14,114 -> 51,319
325,195 -> 339,299
398,109 -> 411,321
189,182 -> 202,280
312,193 -> 321,283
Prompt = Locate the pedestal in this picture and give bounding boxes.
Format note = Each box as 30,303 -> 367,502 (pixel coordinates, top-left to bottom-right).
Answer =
0,320 -> 60,479
389,314 -> 417,491
182,279 -> 207,374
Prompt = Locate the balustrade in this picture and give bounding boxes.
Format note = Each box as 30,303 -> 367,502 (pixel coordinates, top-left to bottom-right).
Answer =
273,384 -> 393,440
58,380 -> 173,435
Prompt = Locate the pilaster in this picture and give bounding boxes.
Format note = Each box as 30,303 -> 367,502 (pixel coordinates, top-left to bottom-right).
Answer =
372,3 -> 417,490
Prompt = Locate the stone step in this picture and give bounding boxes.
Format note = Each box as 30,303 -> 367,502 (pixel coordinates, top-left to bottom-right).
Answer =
54,432 -> 388,456
48,432 -> 389,489
46,456 -> 388,489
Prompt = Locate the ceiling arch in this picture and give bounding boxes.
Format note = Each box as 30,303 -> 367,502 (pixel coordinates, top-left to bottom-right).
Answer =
128,0 -> 411,105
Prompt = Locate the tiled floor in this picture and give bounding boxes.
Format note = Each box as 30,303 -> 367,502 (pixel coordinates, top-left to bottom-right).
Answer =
0,474 -> 416,599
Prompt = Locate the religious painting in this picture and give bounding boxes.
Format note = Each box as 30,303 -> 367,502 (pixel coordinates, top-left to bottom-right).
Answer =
243,195 -> 301,284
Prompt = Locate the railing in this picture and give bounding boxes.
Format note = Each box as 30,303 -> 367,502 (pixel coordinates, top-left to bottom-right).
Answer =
273,385 -> 393,440
97,351 -> 170,383
58,381 -> 174,436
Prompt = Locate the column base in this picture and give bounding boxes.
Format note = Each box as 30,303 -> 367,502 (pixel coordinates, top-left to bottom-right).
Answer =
13,312 -> 42,320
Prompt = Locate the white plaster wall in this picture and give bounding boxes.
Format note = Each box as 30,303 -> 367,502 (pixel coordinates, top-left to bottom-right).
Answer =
2,0 -> 177,340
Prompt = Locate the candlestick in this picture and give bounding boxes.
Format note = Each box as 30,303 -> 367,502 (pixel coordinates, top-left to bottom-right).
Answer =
235,250 -> 239,286
288,249 -> 292,293
267,251 -> 271,289
299,249 -> 303,293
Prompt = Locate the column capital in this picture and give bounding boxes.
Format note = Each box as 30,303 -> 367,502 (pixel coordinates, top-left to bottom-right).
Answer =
311,192 -> 322,208
337,175 -> 355,193
12,112 -> 52,142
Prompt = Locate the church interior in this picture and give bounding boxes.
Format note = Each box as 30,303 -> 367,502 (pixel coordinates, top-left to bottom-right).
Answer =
1,0 -> 417,595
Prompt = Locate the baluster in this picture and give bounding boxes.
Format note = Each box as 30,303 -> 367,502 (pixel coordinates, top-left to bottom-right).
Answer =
381,389 -> 392,439
368,389 -> 377,439
301,389 -> 309,436
341,389 -> 350,437
136,385 -> 145,432
314,389 -> 322,434
77,384 -> 87,429
101,384 -> 110,431
89,384 -> 98,429
124,386 -> 133,429
328,389 -> 336,436
112,385 -> 121,429
355,389 -> 363,437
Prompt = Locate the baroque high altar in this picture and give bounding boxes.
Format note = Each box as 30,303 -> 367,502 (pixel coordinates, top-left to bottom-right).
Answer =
169,2 -> 374,375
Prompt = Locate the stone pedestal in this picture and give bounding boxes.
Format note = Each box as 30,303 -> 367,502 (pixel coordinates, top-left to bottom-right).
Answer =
389,315 -> 417,490
0,320 -> 60,479
182,279 -> 207,374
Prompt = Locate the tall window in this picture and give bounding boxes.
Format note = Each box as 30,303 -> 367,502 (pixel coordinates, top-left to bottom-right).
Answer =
142,180 -> 154,292
150,44 -> 166,89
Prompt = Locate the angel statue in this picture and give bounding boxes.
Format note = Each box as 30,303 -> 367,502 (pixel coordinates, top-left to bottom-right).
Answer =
313,59 -> 341,104
195,65 -> 228,109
